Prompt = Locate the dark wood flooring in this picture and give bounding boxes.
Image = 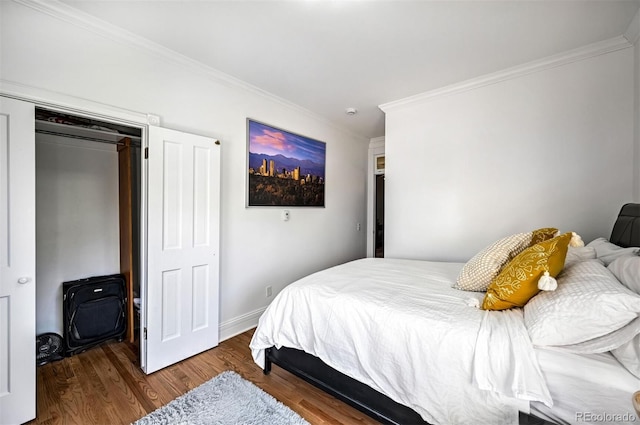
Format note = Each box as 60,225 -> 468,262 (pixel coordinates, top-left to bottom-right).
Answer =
26,329 -> 379,425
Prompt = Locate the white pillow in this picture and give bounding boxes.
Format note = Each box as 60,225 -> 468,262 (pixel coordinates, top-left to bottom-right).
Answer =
612,335 -> 640,378
564,245 -> 597,267
608,256 -> 640,294
542,316 -> 640,354
586,237 -> 639,266
524,260 -> 640,346
596,256 -> 640,378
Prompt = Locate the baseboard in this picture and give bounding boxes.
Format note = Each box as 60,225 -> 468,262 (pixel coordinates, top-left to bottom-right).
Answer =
219,307 -> 266,342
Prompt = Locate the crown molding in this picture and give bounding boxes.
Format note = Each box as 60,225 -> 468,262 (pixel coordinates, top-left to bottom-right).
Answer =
12,0 -> 286,101
379,36 -> 633,113
624,7 -> 640,45
12,0 -> 366,141
1,79 -> 150,126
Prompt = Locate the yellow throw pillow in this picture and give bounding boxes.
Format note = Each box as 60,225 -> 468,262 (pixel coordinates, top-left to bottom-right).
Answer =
454,227 -> 558,292
482,232 -> 572,311
529,227 -> 560,246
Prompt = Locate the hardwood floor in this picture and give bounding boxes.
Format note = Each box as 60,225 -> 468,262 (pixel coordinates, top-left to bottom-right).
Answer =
27,329 -> 380,425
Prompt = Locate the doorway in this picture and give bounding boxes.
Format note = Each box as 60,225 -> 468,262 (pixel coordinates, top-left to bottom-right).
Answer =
34,107 -> 142,359
375,174 -> 385,258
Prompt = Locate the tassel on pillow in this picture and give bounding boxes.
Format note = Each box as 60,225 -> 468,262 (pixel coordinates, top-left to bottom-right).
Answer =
538,271 -> 558,291
570,232 -> 584,247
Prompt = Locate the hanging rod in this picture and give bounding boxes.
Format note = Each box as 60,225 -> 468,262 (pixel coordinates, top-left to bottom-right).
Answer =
35,129 -> 142,147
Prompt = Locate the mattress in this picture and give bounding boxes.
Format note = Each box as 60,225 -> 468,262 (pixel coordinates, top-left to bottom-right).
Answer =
251,257 -> 640,425
252,258 -> 548,424
531,348 -> 639,424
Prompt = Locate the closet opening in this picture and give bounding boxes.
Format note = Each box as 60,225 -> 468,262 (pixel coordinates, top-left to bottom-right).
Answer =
35,107 -> 143,362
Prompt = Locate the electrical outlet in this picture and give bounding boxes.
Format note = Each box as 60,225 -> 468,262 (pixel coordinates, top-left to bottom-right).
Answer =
282,210 -> 290,221
266,286 -> 273,297
356,222 -> 361,231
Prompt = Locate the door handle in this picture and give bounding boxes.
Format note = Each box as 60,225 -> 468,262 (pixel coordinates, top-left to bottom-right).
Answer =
18,277 -> 31,284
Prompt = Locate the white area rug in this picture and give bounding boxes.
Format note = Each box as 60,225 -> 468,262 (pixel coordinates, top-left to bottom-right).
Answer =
133,370 -> 309,425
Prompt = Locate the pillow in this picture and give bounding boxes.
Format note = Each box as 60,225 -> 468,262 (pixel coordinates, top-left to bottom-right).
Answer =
482,232 -> 571,311
612,335 -> 640,378
608,256 -> 640,294
454,227 -> 558,292
586,237 -> 640,266
564,245 -> 597,267
529,227 -> 561,246
543,316 -> 640,354
524,259 -> 640,346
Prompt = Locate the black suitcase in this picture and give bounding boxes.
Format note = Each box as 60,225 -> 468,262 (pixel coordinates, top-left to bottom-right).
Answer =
62,274 -> 127,356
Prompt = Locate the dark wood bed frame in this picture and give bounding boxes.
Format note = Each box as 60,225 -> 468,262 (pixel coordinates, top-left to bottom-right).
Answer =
263,203 -> 640,425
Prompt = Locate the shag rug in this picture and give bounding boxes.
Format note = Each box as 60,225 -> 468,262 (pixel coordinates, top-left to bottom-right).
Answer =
133,370 -> 309,425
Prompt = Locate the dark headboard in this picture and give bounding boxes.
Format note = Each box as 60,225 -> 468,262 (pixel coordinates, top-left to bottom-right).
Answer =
610,203 -> 640,248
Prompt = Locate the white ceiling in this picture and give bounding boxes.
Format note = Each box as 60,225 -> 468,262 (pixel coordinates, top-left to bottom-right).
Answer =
61,0 -> 640,139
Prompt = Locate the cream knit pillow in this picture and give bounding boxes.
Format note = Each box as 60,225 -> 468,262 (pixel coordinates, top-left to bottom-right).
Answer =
454,228 -> 558,292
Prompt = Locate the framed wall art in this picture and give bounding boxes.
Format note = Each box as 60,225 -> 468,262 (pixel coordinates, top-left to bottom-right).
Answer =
247,119 -> 326,207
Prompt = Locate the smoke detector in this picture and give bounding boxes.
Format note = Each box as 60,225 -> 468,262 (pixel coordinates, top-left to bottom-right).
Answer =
345,107 -> 358,116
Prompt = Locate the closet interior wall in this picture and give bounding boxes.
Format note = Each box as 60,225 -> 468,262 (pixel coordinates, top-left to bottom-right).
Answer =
34,108 -> 142,348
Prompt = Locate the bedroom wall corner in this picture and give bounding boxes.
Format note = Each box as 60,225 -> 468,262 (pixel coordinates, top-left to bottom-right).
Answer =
382,45 -> 635,261
1,0 -> 369,343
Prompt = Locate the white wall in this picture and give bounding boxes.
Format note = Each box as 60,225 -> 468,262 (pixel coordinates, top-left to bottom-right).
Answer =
1,1 -> 368,339
627,7 -> 640,203
635,36 -> 640,202
383,47 -> 635,262
35,135 -> 121,335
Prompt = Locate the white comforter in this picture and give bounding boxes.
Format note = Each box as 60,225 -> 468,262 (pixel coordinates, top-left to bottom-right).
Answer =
250,258 -> 551,425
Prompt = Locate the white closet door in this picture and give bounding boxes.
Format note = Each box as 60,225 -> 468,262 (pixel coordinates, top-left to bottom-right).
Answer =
145,126 -> 220,374
0,97 -> 36,424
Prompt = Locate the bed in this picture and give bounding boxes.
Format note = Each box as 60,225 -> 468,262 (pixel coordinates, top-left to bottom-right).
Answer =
250,204 -> 640,425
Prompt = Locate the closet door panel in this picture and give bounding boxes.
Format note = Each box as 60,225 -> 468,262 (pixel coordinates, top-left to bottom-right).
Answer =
146,126 -> 220,374
0,97 -> 36,425
191,264 -> 210,331
162,141 -> 184,250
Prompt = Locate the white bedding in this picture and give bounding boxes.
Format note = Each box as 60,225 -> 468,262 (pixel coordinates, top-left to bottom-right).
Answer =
250,258 -> 552,425
531,348 -> 640,424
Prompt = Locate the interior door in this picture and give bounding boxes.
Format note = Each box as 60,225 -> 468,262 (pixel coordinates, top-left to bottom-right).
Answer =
0,97 -> 36,424
145,126 -> 220,374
